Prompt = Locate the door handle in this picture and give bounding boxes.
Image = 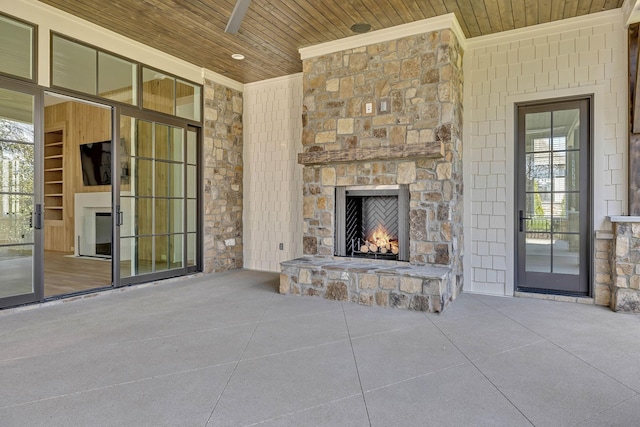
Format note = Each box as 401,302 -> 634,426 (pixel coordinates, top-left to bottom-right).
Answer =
116,205 -> 124,226
519,210 -> 531,232
33,204 -> 42,230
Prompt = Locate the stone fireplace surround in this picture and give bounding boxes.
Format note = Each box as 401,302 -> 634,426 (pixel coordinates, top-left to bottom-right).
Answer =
280,27 -> 464,312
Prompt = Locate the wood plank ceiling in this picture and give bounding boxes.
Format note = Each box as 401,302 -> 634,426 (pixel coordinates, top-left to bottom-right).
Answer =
38,0 -> 624,84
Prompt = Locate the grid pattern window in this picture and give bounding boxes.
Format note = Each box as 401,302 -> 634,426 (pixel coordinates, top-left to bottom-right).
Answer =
119,116 -> 195,277
0,15 -> 35,80
143,67 -> 202,121
51,35 -> 137,105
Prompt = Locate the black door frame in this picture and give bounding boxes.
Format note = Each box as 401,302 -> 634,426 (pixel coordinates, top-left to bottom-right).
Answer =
515,96 -> 592,295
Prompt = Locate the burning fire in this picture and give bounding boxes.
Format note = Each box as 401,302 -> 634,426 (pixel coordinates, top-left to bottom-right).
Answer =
361,225 -> 399,255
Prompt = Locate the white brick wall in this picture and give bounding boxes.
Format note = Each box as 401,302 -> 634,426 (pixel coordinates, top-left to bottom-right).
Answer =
243,74 -> 304,272
463,10 -> 627,296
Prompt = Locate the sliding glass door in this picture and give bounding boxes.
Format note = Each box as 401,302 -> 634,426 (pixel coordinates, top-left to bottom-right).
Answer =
116,112 -> 199,285
0,82 -> 42,308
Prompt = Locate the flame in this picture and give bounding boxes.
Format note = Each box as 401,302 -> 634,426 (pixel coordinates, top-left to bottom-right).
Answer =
368,225 -> 398,251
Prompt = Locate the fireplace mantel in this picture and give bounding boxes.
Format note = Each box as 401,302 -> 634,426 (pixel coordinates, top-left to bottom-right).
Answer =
298,142 -> 444,166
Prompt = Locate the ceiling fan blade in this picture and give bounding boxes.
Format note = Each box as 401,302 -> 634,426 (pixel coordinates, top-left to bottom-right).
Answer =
225,0 -> 252,34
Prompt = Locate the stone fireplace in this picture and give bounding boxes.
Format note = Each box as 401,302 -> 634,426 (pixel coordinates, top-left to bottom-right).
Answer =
335,185 -> 409,261
280,26 -> 464,312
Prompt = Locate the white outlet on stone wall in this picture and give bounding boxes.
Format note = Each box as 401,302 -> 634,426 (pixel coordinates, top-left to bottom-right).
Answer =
365,102 -> 373,114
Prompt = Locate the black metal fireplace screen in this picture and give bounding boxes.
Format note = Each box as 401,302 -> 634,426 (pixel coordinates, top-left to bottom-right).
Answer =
335,185 -> 409,261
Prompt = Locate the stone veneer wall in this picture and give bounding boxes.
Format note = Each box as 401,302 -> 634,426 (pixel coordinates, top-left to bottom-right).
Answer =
594,236 -> 613,307
300,29 -> 463,280
609,222 -> 640,312
203,79 -> 243,272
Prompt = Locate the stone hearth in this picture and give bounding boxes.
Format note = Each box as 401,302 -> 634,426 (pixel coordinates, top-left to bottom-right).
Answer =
281,27 -> 464,312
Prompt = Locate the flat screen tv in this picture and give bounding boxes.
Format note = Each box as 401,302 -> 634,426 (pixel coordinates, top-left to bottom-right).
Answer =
79,141 -> 111,186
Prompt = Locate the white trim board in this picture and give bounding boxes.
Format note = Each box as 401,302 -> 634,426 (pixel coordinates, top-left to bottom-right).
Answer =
299,13 -> 467,60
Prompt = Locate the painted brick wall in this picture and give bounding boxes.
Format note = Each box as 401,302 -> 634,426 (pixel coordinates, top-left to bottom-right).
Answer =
463,10 -> 627,299
243,74 -> 305,271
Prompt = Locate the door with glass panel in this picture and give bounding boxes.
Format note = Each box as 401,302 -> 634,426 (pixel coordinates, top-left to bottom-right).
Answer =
516,99 -> 590,294
0,84 -> 42,307
116,114 -> 198,284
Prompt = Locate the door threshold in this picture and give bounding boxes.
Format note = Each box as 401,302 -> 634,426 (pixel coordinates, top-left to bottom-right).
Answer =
515,290 -> 593,305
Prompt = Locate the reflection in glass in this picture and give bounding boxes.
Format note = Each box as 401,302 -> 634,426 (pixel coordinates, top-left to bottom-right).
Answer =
98,52 -> 137,105
525,112 -> 550,152
136,198 -> 153,236
155,124 -> 169,160
187,165 -> 197,198
552,234 -> 579,275
0,245 -> 33,297
137,236 -> 153,274
171,234 -> 183,269
176,79 -> 202,121
52,35 -> 97,94
0,15 -> 34,79
171,199 -> 183,233
187,233 -> 196,267
120,237 -> 134,278
154,198 -> 168,235
187,130 -> 197,164
136,159 -> 153,197
526,233 -> 551,273
171,163 -> 183,198
187,199 -> 197,233
155,235 -> 169,272
553,109 -> 580,149
171,127 -> 183,162
136,120 -> 153,158
142,68 -> 175,115
155,161 -> 169,197
525,152 -> 550,192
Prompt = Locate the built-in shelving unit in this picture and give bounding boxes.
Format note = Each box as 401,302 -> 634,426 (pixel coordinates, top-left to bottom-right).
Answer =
44,125 -> 65,222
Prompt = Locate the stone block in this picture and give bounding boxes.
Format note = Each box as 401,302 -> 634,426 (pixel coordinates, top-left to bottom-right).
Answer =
321,167 -> 336,186
616,237 -> 629,257
400,277 -> 422,294
410,295 -> 430,311
326,78 -> 339,92
359,293 -> 374,306
380,276 -> 399,290
631,275 -> 640,290
613,288 -> 640,312
359,274 -> 379,290
326,281 -> 348,301
303,237 -> 317,254
337,118 -> 354,134
617,263 -> 634,276
299,268 -> 312,284
397,162 -> 416,184
594,283 -> 611,306
389,292 -> 409,309
279,274 -> 290,294
375,291 -> 389,307
436,162 -> 452,180
316,131 -> 336,144
617,276 -> 629,289
303,196 -> 315,218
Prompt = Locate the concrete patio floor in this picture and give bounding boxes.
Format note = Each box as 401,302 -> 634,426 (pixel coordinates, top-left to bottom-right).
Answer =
1,269 -> 639,426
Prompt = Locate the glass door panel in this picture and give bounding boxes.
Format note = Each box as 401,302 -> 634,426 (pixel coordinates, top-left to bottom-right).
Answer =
517,100 -> 588,294
0,86 -> 40,306
118,114 -> 190,283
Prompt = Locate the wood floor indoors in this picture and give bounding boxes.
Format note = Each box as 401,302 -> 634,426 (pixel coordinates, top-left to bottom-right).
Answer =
44,250 -> 111,297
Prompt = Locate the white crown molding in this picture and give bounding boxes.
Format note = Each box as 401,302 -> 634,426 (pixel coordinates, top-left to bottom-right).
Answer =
202,69 -> 244,92
299,13 -> 467,60
466,8 -> 623,50
624,0 -> 640,26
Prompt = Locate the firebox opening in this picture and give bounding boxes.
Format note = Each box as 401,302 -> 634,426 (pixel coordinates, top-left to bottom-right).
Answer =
335,185 -> 410,262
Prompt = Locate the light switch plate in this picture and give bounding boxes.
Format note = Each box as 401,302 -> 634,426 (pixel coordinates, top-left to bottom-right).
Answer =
365,102 -> 373,114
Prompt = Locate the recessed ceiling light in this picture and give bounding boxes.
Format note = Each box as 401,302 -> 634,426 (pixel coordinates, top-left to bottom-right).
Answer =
350,23 -> 371,34
231,53 -> 245,60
